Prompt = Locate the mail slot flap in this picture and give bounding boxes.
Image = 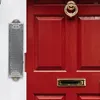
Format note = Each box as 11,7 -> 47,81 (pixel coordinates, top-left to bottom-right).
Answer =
57,78 -> 86,87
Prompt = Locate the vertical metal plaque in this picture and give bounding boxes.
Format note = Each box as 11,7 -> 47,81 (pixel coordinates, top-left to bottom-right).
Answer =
9,19 -> 23,81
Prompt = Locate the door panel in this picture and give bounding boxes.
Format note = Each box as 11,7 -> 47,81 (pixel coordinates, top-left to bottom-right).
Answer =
27,0 -> 100,100
35,16 -> 65,70
78,95 -> 100,100
35,95 -> 65,100
78,17 -> 100,70
78,0 -> 100,4
34,0 -> 66,4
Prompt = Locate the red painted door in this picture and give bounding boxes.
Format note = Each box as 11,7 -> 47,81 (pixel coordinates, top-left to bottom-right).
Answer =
26,0 -> 100,100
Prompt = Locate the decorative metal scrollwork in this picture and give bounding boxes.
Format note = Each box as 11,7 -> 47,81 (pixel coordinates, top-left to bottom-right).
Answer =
9,19 -> 24,81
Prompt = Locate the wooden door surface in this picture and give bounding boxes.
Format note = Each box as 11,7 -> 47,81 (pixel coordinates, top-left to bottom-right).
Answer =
26,0 -> 100,100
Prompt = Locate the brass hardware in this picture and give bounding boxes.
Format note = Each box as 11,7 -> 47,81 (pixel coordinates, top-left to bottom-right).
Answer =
12,77 -> 20,81
64,1 -> 78,18
57,78 -> 86,87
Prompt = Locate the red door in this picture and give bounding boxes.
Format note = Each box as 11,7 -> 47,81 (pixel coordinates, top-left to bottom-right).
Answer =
26,0 -> 100,100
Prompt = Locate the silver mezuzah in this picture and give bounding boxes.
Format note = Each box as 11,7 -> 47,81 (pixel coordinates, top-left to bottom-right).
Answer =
9,19 -> 23,81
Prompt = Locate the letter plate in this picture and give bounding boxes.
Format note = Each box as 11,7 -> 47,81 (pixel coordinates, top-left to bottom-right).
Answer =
9,19 -> 23,81
57,78 -> 86,87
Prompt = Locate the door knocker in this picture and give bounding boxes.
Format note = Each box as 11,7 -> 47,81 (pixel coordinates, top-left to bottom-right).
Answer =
64,1 -> 78,18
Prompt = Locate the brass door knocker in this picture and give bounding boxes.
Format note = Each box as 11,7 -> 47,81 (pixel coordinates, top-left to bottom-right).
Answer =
64,1 -> 78,18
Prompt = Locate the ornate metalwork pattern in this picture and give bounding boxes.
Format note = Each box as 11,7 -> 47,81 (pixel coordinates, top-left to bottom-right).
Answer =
9,19 -> 23,81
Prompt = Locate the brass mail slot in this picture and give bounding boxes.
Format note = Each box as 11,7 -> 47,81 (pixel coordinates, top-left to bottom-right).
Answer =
57,78 -> 86,87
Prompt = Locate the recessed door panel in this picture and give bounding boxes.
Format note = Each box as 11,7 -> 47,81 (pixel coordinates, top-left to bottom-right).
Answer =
35,16 -> 65,70
35,95 -> 65,100
78,0 -> 100,4
34,0 -> 66,4
78,95 -> 100,100
78,17 -> 100,70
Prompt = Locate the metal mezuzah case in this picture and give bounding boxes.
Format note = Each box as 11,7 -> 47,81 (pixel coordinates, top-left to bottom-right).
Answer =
9,19 -> 23,81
